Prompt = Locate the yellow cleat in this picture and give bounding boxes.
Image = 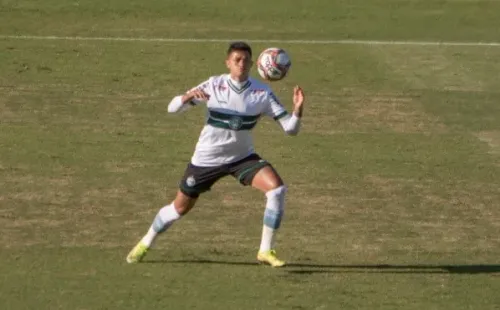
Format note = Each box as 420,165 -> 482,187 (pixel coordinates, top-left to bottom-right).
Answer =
126,241 -> 148,264
257,250 -> 286,267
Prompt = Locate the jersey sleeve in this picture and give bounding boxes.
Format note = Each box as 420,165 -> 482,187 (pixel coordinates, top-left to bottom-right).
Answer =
185,77 -> 213,106
264,91 -> 289,121
167,78 -> 213,113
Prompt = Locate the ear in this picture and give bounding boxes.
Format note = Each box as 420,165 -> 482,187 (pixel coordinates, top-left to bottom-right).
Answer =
225,58 -> 231,69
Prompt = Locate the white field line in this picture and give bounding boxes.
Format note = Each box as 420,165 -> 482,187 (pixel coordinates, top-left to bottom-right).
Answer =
1,34 -> 500,47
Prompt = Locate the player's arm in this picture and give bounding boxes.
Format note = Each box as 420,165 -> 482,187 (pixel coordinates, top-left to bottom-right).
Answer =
167,79 -> 211,113
267,86 -> 305,136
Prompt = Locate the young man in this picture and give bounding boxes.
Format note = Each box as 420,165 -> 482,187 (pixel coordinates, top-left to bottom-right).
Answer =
126,41 -> 305,267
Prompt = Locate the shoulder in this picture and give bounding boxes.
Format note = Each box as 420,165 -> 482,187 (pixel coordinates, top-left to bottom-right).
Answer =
195,74 -> 226,89
250,78 -> 282,104
249,77 -> 272,92
248,77 -> 276,100
209,74 -> 230,85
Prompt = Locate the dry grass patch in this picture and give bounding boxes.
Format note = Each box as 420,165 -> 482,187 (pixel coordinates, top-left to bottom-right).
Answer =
295,175 -> 500,254
353,93 -> 446,133
0,98 -> 16,120
306,91 -> 446,134
103,160 -> 150,173
373,46 -> 486,92
476,131 -> 500,156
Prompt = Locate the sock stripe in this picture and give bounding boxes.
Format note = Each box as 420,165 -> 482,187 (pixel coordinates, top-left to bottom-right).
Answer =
152,215 -> 167,233
263,208 -> 282,229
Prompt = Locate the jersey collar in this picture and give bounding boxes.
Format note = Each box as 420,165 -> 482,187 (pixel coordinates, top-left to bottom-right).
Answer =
228,77 -> 252,94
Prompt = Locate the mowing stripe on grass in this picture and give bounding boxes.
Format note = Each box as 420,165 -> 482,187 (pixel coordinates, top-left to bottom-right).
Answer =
1,35 -> 500,47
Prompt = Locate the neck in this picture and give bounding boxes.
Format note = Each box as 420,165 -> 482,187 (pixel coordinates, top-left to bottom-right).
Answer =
229,74 -> 249,83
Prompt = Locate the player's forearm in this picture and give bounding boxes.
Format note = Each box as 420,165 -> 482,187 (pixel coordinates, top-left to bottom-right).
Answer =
167,95 -> 195,113
279,114 -> 301,136
293,105 -> 303,118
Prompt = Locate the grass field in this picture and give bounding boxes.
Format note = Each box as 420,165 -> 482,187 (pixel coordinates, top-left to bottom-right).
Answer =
1,1 -> 500,309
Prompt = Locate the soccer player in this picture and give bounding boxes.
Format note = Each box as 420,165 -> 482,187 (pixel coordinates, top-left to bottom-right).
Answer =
126,41 -> 305,267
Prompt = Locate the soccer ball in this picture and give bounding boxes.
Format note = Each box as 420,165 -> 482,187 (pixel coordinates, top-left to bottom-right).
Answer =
257,47 -> 291,81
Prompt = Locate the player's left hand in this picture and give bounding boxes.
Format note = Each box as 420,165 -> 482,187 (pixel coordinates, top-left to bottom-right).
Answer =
292,86 -> 305,117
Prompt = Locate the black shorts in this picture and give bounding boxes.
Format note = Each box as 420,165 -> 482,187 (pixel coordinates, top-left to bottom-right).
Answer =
179,153 -> 273,198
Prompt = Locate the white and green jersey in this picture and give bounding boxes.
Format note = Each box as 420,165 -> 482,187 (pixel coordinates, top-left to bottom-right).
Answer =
169,74 -> 299,167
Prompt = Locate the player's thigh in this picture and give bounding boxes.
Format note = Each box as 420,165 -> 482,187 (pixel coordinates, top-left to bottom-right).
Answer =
229,154 -> 283,193
178,162 -> 227,201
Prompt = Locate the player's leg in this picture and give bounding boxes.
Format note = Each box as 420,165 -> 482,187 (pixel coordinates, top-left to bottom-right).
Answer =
126,163 -> 224,263
126,190 -> 198,264
230,154 -> 287,267
139,190 -> 197,246
251,166 -> 287,267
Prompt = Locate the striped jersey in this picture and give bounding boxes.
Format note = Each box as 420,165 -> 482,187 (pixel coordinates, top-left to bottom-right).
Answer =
186,74 -> 289,166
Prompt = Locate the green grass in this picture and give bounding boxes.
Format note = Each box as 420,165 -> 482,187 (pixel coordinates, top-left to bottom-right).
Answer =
3,0 -> 500,41
1,1 -> 500,309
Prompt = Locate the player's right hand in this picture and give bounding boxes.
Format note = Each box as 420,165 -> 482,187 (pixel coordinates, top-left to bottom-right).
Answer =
187,89 -> 210,101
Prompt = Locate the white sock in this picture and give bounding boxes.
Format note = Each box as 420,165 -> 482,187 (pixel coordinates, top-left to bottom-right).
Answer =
259,185 -> 287,253
259,226 -> 275,252
141,203 -> 181,247
141,226 -> 159,248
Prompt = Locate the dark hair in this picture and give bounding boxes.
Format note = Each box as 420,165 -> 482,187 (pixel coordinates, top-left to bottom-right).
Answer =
227,41 -> 252,57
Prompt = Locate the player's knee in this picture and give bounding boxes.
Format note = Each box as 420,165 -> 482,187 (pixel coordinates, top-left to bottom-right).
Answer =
174,203 -> 190,215
265,185 -> 287,208
266,184 -> 287,196
268,179 -> 285,191
174,200 -> 196,215
174,191 -> 197,215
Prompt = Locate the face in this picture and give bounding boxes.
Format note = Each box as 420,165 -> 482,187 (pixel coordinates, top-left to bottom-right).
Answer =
226,50 -> 253,80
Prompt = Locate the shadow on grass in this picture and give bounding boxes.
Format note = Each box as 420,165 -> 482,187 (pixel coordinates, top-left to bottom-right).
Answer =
143,259 -> 500,274
285,264 -> 500,275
